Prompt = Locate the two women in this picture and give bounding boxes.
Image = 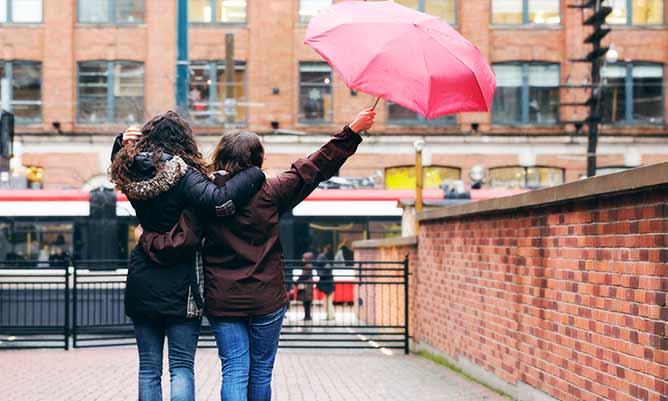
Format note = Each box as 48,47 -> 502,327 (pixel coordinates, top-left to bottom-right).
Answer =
116,108 -> 375,401
109,111 -> 265,401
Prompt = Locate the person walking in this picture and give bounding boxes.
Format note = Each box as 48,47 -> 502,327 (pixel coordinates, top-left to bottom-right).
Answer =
109,111 -> 265,401
316,245 -> 335,320
140,108 -> 376,401
296,252 -> 315,321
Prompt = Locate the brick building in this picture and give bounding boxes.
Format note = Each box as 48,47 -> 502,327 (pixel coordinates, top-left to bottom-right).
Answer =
1,0 -> 668,189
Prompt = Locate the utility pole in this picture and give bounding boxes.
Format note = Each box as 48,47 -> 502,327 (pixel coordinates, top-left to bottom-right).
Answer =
176,0 -> 189,117
224,33 -> 235,125
568,0 -> 612,177
0,111 -> 14,188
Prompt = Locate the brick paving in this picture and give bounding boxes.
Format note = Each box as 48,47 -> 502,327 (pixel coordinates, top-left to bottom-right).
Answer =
1,347 -> 507,401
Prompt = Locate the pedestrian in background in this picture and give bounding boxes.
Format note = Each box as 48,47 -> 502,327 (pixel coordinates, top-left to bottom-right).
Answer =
316,245 -> 335,320
297,252 -> 315,321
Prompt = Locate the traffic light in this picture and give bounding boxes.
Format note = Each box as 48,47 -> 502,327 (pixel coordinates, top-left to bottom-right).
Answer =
0,111 -> 13,159
566,0 -> 613,177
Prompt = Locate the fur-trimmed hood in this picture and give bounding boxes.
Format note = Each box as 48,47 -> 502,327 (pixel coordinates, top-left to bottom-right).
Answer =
118,153 -> 190,200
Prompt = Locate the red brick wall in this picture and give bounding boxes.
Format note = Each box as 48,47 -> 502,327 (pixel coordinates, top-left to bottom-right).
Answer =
357,187 -> 668,401
355,244 -> 417,338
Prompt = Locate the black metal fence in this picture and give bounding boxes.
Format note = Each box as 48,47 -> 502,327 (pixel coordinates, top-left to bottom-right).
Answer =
0,261 -> 70,349
0,258 -> 409,353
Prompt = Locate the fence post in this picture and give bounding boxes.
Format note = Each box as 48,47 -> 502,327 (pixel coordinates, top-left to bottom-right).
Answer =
64,261 -> 70,350
72,261 -> 77,349
403,254 -> 410,355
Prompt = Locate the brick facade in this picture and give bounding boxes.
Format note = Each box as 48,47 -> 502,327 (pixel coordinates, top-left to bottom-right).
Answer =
354,164 -> 668,401
2,0 -> 668,188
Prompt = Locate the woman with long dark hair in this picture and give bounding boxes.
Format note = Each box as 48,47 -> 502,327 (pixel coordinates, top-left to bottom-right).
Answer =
139,108 -> 375,401
109,111 -> 265,401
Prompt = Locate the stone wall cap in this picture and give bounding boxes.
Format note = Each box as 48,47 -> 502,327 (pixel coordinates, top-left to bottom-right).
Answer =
418,161 -> 668,222
352,236 -> 418,249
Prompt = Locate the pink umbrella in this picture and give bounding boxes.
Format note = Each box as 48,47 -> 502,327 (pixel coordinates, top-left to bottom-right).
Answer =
304,0 -> 495,119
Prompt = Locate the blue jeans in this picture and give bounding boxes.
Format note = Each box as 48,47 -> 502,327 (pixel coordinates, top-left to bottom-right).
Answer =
133,317 -> 202,401
210,305 -> 287,401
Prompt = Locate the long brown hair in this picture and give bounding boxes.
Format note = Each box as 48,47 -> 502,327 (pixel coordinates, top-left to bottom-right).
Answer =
109,111 -> 208,187
209,130 -> 264,175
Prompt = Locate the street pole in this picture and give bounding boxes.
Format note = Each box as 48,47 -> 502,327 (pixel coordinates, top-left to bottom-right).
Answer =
176,0 -> 189,117
414,140 -> 424,233
568,0 -> 612,177
224,33 -> 235,125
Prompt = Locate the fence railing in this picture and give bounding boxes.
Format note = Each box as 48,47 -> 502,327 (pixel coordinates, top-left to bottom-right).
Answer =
0,258 -> 409,353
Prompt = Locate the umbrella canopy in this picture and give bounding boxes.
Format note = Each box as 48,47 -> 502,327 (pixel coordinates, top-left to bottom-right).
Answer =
304,0 -> 495,119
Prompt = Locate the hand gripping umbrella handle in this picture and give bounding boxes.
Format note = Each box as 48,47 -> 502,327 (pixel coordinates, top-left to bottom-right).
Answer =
361,97 -> 381,137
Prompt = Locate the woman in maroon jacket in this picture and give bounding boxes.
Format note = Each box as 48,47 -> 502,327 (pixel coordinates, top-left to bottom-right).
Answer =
141,108 -> 375,401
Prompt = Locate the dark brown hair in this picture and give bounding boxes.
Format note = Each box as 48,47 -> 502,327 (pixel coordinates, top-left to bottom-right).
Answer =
209,130 -> 264,175
109,111 -> 208,187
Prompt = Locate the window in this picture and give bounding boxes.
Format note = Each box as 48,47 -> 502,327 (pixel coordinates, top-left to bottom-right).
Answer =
78,0 -> 145,24
492,63 -> 560,125
299,0 -> 331,24
384,165 -> 461,189
387,102 -> 456,126
189,0 -> 247,24
394,0 -> 457,24
78,61 -> 144,124
0,0 -> 42,23
492,0 -> 560,24
601,63 -> 664,125
189,61 -> 247,126
298,62 -> 333,123
0,222 -> 73,263
605,0 -> 664,25
0,61 -> 42,124
489,166 -> 564,189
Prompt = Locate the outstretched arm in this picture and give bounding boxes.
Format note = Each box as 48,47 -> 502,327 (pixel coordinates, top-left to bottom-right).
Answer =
269,109 -> 375,213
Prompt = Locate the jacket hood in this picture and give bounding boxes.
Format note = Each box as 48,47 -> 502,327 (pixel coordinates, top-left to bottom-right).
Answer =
119,153 -> 190,200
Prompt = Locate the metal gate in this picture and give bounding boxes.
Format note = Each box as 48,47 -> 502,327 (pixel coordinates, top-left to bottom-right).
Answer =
0,261 -> 70,349
1,258 -> 409,353
72,260 -> 133,348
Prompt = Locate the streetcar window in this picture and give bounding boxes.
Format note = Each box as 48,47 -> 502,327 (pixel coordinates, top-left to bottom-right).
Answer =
0,222 -> 73,264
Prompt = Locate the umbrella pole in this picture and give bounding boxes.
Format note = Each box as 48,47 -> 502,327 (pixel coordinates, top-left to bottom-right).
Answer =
361,97 -> 381,137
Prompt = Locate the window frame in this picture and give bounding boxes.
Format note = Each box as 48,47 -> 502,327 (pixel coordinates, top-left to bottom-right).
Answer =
298,0 -> 333,25
77,60 -> 145,125
188,60 -> 248,127
1,0 -> 43,24
488,165 -> 565,189
606,0 -> 666,26
386,102 -> 457,127
491,0 -> 561,26
0,60 -> 43,125
77,0 -> 145,25
491,61 -> 561,126
602,61 -> 665,126
188,0 -> 248,25
298,61 -> 334,125
404,0 -> 458,25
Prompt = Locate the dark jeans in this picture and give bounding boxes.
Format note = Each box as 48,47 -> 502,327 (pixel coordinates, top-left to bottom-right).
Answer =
133,317 -> 201,401
210,305 -> 287,401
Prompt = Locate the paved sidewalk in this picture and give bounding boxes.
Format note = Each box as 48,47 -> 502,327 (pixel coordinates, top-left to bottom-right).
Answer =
1,347 -> 507,401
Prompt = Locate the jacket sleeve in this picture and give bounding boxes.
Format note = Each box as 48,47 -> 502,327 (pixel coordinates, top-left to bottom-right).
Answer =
267,126 -> 362,213
140,210 -> 202,266
111,133 -> 124,161
181,166 -> 265,217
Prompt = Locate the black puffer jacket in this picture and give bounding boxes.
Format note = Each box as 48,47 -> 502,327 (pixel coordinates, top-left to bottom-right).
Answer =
110,134 -> 265,320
